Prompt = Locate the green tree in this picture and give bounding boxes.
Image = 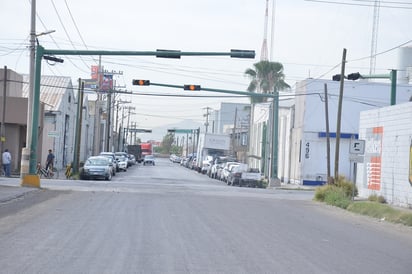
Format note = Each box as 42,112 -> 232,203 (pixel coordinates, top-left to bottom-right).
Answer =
244,60 -> 290,102
161,133 -> 175,154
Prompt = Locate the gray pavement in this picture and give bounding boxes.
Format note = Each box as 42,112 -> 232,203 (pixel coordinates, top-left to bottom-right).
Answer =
0,178 -> 39,203
0,173 -> 316,205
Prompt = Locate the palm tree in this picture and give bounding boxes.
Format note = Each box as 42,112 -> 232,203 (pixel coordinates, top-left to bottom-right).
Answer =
244,60 -> 290,102
244,60 -> 290,179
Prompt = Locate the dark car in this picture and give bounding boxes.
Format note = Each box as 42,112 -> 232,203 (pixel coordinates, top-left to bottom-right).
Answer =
80,156 -> 113,181
143,155 -> 155,166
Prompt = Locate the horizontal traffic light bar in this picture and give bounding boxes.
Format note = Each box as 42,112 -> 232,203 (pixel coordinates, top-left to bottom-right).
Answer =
168,129 -> 196,134
43,55 -> 64,63
183,85 -> 201,91
41,47 -> 255,59
134,81 -> 276,98
332,73 -> 361,81
125,128 -> 152,133
132,79 -> 150,86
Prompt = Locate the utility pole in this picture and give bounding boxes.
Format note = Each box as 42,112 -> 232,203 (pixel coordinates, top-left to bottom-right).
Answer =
231,107 -> 238,157
1,67 -> 7,157
324,83 -> 332,184
27,0 -> 36,150
72,80 -> 84,173
105,90 -> 112,152
334,48 -> 347,182
203,107 -> 212,133
93,56 -> 102,155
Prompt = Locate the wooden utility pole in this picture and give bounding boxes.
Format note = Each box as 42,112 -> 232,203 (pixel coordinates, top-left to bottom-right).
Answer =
324,83 -> 332,184
334,48 -> 347,181
231,107 -> 238,157
1,67 -> 7,156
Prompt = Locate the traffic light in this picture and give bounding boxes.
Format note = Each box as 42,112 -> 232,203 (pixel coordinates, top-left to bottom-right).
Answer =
183,85 -> 201,91
347,72 -> 361,81
132,79 -> 150,86
332,74 -> 342,81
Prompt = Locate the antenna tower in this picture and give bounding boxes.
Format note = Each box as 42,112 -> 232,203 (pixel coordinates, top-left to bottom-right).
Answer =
260,0 -> 269,61
370,0 -> 380,74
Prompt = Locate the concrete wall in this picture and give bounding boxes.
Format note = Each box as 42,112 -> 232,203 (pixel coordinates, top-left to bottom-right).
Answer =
357,102 -> 412,208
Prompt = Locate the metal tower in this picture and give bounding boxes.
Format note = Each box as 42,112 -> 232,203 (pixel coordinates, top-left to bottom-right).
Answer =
260,0 -> 269,61
370,0 -> 380,74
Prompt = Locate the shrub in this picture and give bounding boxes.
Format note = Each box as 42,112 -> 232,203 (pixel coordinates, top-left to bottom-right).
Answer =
334,175 -> 358,197
314,184 -> 331,202
314,176 -> 354,209
323,187 -> 352,209
368,194 -> 386,204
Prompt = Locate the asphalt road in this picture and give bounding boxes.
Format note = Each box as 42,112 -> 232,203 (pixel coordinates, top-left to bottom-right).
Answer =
0,158 -> 411,273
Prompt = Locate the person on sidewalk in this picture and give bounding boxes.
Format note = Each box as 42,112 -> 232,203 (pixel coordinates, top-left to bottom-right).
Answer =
2,149 -> 11,177
45,149 -> 55,171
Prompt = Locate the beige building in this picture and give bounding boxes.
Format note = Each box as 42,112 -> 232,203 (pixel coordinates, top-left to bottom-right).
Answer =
0,68 -> 44,174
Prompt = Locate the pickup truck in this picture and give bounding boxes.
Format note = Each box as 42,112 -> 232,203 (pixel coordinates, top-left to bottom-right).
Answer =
227,164 -> 262,187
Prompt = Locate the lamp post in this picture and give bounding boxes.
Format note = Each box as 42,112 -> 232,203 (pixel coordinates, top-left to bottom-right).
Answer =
23,0 -> 55,180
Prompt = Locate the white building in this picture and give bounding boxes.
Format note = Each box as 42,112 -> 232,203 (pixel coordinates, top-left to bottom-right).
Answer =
248,100 -> 294,181
289,78 -> 412,185
22,75 -> 95,169
357,102 -> 412,208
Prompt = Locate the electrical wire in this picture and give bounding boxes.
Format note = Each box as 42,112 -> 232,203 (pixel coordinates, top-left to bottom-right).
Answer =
63,0 -> 98,64
305,0 -> 412,9
50,0 -> 91,70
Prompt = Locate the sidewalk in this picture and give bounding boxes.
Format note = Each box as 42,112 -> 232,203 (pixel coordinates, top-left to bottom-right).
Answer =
0,176 -> 40,203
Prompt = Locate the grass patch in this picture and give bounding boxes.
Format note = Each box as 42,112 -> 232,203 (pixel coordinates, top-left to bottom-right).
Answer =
314,176 -> 412,227
347,202 -> 412,226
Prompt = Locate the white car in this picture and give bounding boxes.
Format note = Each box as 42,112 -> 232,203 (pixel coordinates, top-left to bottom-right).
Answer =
116,155 -> 128,171
143,155 -> 156,166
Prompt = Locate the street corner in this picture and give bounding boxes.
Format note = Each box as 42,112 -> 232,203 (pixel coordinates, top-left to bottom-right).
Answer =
0,184 -> 40,204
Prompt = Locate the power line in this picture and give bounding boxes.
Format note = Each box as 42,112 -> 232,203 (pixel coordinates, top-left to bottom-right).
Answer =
305,0 -> 412,9
63,0 -> 98,64
50,0 -> 90,70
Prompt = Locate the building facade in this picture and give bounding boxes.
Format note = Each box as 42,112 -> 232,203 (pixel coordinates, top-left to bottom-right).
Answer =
357,102 -> 412,208
290,78 -> 412,185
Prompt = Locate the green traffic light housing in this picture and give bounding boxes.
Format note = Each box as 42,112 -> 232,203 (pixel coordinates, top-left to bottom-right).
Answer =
132,79 -> 150,86
347,72 -> 361,81
184,85 -> 201,91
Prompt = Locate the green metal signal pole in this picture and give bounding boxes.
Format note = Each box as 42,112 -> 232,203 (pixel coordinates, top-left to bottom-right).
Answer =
21,47 -> 255,187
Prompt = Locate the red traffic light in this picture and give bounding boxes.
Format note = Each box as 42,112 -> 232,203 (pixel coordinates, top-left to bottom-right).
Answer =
183,84 -> 201,91
132,79 -> 150,86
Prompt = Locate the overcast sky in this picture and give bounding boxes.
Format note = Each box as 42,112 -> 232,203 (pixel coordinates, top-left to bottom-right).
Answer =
1,0 -> 411,139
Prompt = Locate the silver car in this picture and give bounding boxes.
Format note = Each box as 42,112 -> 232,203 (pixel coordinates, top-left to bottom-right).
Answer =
80,156 -> 114,181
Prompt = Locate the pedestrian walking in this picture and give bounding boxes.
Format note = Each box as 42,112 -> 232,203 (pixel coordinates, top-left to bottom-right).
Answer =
2,149 -> 11,177
45,149 -> 55,171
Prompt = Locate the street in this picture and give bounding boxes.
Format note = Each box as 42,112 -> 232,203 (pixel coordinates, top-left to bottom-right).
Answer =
0,158 -> 412,273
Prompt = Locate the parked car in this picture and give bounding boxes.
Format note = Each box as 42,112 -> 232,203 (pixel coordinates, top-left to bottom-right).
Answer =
209,156 -> 237,179
116,155 -> 128,171
227,164 -> 248,186
127,154 -> 136,166
143,155 -> 155,166
115,152 -> 132,167
220,162 -> 240,182
99,152 -> 120,172
80,156 -> 113,181
188,157 -> 197,170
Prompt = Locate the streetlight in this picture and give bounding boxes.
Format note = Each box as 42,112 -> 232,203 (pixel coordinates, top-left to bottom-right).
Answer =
22,0 -> 55,181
